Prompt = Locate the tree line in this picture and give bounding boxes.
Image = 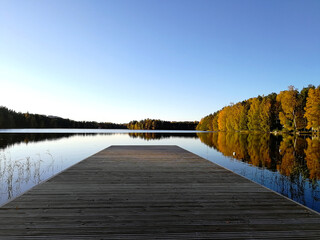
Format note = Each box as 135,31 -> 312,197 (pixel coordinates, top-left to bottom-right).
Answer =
0,106 -> 127,129
196,85 -> 320,133
127,119 -> 199,130
128,132 -> 198,140
0,107 -> 199,130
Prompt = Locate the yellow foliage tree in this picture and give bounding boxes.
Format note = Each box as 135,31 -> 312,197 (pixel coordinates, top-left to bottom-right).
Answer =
276,86 -> 300,131
304,87 -> 320,132
247,98 -> 261,131
218,107 -> 228,131
225,106 -> 234,131
259,98 -> 271,132
232,103 -> 244,131
212,113 -> 219,131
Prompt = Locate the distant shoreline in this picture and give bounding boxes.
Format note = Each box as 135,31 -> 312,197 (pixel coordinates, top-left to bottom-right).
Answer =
0,128 -> 203,133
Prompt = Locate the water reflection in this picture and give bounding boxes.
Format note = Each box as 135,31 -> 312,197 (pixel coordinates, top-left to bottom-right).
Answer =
305,138 -> 320,181
0,132 -> 199,206
0,132 -> 198,147
0,133 -> 77,149
0,131 -> 319,213
197,132 -> 319,181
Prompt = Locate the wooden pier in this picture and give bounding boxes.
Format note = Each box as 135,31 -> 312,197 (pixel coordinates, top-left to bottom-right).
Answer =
1,145 -> 320,239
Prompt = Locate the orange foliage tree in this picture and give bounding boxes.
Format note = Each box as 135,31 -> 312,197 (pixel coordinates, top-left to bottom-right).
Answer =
247,98 -> 261,131
304,86 -> 320,132
218,107 -> 228,131
276,86 -> 300,131
259,98 -> 272,132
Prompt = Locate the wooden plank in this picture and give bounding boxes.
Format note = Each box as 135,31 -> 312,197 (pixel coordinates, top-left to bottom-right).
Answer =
0,145 -> 320,239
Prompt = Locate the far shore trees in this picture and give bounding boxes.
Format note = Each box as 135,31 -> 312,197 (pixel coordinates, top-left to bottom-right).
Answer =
127,119 -> 198,130
0,107 -> 199,130
0,106 -> 127,129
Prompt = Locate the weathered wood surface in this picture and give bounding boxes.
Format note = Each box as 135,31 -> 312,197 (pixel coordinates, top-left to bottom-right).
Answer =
0,145 -> 320,239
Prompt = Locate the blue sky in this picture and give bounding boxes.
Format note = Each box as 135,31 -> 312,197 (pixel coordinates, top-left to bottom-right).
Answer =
1,0 -> 319,123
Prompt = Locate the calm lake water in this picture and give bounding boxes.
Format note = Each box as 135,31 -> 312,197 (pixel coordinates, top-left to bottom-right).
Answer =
0,129 -> 319,213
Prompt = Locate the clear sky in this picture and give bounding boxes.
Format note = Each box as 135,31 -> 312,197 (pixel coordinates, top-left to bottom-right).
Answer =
1,0 -> 319,123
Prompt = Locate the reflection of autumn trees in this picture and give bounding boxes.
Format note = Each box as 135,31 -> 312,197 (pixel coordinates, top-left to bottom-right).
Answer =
194,133 -> 216,149
197,132 -> 320,181
198,132 -> 273,168
247,134 -> 262,167
247,134 -> 272,168
277,136 -> 297,177
277,136 -> 309,179
305,138 -> 320,180
217,132 -> 229,156
215,132 -> 246,160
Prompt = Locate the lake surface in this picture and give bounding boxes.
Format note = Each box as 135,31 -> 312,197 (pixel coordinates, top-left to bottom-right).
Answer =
0,129 -> 319,213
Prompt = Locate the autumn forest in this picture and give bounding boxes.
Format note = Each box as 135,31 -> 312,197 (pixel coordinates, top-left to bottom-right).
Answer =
196,85 -> 320,133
